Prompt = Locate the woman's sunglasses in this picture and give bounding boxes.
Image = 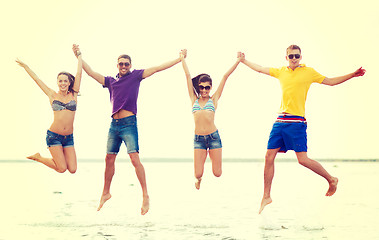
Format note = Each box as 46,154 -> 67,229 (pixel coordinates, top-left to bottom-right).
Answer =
199,85 -> 211,90
288,54 -> 301,59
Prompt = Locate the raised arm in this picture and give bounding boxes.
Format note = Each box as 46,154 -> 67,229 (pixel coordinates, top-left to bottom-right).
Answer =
142,53 -> 182,79
180,49 -> 197,102
16,59 -> 55,98
212,52 -> 244,101
321,67 -> 366,86
241,56 -> 271,76
72,44 -> 83,94
72,44 -> 105,85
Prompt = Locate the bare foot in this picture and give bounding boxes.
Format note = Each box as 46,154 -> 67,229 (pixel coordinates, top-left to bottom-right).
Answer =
259,197 -> 272,214
141,196 -> 150,215
326,177 -> 338,196
97,193 -> 112,211
195,178 -> 202,190
27,153 -> 41,161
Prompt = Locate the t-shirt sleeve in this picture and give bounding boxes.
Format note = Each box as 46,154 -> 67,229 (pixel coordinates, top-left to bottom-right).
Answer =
136,69 -> 145,81
269,67 -> 280,78
103,76 -> 112,88
309,68 -> 325,84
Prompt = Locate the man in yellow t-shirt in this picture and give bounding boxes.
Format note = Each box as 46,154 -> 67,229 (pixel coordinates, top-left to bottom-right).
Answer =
240,45 -> 366,214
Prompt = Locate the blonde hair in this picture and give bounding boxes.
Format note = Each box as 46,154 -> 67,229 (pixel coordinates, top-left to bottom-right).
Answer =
286,45 -> 301,55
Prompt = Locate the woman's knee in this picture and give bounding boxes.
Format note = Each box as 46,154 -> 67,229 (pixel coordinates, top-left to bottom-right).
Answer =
213,168 -> 222,177
68,166 -> 77,174
56,164 -> 67,173
195,171 -> 203,179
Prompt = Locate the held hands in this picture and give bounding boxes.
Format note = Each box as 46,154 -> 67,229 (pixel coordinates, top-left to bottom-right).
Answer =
353,67 -> 366,77
180,49 -> 187,60
237,52 -> 245,62
72,44 -> 81,58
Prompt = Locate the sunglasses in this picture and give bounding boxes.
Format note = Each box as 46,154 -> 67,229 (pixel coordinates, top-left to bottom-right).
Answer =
118,62 -> 130,67
288,54 -> 301,59
199,85 -> 211,90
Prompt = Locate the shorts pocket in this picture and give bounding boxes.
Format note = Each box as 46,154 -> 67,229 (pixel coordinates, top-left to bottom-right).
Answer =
46,133 -> 57,142
210,131 -> 220,140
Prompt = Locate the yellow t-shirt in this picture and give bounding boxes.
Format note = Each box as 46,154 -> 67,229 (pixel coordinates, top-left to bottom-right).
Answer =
270,64 -> 325,117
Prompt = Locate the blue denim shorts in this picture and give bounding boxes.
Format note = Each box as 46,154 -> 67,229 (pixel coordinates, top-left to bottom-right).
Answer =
46,130 -> 74,148
267,122 -> 307,153
194,130 -> 222,150
106,115 -> 139,154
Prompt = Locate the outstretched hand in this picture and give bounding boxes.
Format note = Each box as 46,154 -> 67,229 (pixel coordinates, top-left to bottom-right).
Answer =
15,58 -> 27,68
72,44 -> 81,58
353,67 -> 366,77
180,49 -> 187,60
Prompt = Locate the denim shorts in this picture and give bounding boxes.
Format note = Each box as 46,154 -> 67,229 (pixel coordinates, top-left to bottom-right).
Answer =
46,130 -> 74,148
106,115 -> 139,154
194,130 -> 222,150
267,122 -> 307,153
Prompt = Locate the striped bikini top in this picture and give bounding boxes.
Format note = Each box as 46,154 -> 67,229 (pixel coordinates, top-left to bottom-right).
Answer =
52,100 -> 77,111
192,98 -> 215,113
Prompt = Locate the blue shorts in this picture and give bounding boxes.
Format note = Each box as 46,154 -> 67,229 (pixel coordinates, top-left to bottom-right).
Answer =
106,115 -> 139,154
194,130 -> 222,150
46,130 -> 74,148
267,122 -> 307,153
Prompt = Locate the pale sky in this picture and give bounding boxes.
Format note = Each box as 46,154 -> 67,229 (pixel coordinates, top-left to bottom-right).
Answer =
1,0 -> 378,160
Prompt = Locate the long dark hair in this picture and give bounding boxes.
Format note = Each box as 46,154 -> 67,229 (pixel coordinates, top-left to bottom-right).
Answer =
192,74 -> 212,97
57,72 -> 77,94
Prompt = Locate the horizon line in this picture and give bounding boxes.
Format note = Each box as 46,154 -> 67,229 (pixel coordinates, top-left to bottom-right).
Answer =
0,158 -> 378,163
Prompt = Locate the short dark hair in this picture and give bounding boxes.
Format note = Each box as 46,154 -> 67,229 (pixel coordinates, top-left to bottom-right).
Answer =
118,54 -> 132,63
286,45 -> 301,54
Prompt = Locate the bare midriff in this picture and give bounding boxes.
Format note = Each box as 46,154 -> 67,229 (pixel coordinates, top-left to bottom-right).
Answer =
112,109 -> 135,119
193,111 -> 217,135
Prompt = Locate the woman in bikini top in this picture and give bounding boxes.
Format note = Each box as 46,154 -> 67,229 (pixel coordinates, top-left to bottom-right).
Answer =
16,44 -> 82,174
180,49 -> 244,190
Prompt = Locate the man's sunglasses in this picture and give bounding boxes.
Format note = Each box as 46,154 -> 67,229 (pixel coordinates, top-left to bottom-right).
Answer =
288,54 -> 301,59
118,62 -> 130,67
199,85 -> 211,90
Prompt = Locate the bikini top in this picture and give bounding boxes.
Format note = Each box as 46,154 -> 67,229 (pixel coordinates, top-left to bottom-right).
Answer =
192,98 -> 215,113
52,100 -> 77,111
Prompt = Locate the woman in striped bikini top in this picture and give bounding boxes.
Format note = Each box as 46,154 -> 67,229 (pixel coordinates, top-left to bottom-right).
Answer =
192,97 -> 215,113
180,49 -> 244,190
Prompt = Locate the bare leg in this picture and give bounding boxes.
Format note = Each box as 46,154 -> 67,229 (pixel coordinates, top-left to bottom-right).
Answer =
194,149 -> 207,190
27,153 -> 56,169
259,148 -> 280,214
129,152 -> 150,215
296,152 -> 338,196
63,147 -> 77,174
27,146 -> 68,173
209,148 -> 222,177
97,154 -> 116,211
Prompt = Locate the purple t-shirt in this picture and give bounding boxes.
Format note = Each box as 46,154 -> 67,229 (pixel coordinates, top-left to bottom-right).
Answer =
103,69 -> 144,116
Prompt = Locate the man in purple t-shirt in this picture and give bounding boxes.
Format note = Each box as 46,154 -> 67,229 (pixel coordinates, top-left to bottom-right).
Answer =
73,45 -> 185,215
